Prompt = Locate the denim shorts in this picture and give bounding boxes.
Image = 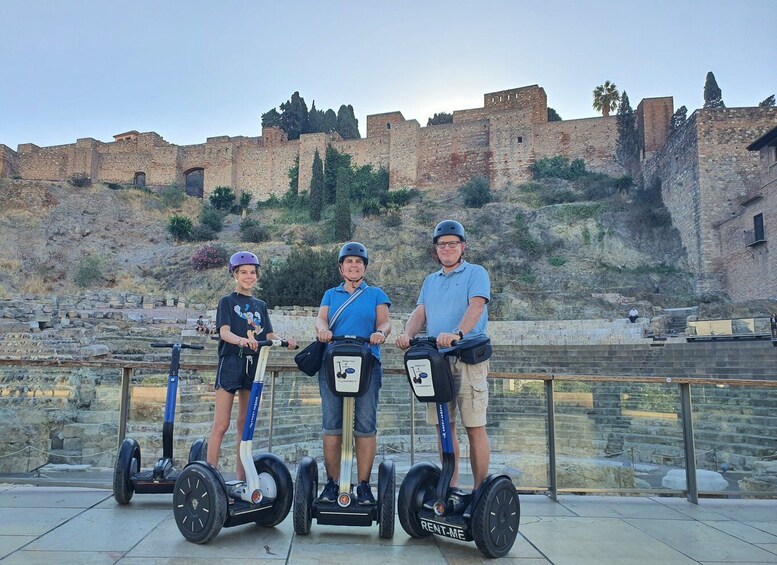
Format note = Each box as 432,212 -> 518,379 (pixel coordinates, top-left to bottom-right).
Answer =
318,360 -> 382,437
215,354 -> 258,393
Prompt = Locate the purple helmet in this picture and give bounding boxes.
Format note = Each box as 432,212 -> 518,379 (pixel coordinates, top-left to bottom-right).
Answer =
229,251 -> 261,273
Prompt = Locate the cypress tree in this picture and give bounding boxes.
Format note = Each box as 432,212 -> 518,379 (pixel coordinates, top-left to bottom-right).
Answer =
616,91 -> 640,172
334,166 -> 352,241
308,101 -> 322,133
321,109 -> 338,133
309,149 -> 324,221
336,104 -> 360,139
325,145 -> 352,205
261,108 -> 281,129
280,91 -> 311,140
703,72 -> 725,109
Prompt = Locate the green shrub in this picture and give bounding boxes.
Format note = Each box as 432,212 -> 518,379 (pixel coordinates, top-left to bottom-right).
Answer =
459,176 -> 491,208
190,224 -> 217,241
209,186 -> 236,211
106,182 -> 123,190
385,188 -> 420,207
381,208 -> 402,227
555,203 -> 603,223
68,173 -> 91,187
74,255 -> 102,287
239,192 -> 252,211
578,173 -> 615,200
240,218 -> 269,242
513,212 -> 543,258
261,247 -> 342,308
160,185 -> 186,209
167,215 -> 193,241
191,244 -> 228,271
582,225 -> 591,245
199,206 -> 224,232
530,156 -> 587,180
361,199 -> 382,217
548,255 -> 567,267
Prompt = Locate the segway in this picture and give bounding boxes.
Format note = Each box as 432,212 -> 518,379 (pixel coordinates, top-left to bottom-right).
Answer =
113,342 -> 207,504
173,339 -> 295,544
397,337 -> 519,558
294,335 -> 395,538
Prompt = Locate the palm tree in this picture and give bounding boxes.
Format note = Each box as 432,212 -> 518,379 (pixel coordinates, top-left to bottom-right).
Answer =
593,81 -> 619,117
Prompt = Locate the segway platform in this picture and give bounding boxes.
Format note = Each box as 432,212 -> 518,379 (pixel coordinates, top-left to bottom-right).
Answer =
398,337 -> 519,558
294,336 -> 395,538
173,340 -> 294,544
113,343 -> 207,504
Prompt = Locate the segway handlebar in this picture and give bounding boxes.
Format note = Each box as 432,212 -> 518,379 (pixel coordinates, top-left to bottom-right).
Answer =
409,336 -> 458,348
254,339 -> 299,350
331,335 -> 371,344
151,343 -> 205,350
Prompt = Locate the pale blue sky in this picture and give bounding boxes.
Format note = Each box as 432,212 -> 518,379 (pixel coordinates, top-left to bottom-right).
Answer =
1,0 -> 775,149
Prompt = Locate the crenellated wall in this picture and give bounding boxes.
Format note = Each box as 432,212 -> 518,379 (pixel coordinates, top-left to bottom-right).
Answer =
2,83 -> 626,196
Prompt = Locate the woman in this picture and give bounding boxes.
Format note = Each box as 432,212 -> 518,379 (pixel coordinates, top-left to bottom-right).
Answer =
313,242 -> 391,506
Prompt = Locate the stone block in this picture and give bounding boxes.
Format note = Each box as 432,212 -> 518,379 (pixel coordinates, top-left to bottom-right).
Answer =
661,468 -> 729,491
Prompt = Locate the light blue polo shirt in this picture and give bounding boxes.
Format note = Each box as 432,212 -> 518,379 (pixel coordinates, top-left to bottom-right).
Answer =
320,282 -> 391,361
417,261 -> 490,339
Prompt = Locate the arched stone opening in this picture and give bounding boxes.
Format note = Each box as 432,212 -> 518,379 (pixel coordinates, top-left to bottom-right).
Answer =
184,168 -> 204,198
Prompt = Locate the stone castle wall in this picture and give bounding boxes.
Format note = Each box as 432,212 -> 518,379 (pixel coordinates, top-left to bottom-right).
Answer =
1,84 -> 626,197
641,107 -> 777,297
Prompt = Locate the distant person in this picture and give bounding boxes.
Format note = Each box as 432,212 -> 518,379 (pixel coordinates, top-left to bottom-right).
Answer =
629,307 -> 639,323
771,315 -> 777,340
196,315 -> 206,334
207,251 -> 297,481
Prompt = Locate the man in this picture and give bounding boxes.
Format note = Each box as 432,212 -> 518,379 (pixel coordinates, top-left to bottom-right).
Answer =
396,220 -> 491,501
629,307 -> 639,323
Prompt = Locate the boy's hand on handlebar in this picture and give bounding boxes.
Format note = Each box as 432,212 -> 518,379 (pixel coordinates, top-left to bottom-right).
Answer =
395,333 -> 411,350
246,337 -> 259,351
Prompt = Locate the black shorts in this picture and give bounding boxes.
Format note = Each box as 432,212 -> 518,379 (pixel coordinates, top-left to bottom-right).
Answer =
215,354 -> 259,393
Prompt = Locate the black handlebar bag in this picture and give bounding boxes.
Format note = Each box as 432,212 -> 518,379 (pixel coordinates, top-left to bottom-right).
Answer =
403,342 -> 455,403
324,338 -> 373,398
451,336 -> 492,365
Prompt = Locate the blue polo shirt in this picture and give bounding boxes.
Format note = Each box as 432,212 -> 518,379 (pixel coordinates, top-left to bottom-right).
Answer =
417,261 -> 490,339
320,282 -> 391,361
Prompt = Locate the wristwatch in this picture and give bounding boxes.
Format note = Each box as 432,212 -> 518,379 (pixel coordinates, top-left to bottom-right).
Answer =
376,330 -> 386,337
451,328 -> 464,339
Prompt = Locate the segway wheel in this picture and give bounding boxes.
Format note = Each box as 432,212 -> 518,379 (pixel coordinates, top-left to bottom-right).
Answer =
252,453 -> 293,527
378,460 -> 396,539
397,462 -> 440,538
113,438 -> 140,504
187,438 -> 208,464
293,456 -> 318,535
471,476 -> 520,558
173,463 -> 227,544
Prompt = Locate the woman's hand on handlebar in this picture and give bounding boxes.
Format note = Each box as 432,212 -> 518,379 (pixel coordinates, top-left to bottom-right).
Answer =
317,329 -> 332,343
284,337 -> 298,350
369,331 -> 387,345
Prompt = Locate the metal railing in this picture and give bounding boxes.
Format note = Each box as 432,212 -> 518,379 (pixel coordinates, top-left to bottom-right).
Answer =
1,358 -> 776,503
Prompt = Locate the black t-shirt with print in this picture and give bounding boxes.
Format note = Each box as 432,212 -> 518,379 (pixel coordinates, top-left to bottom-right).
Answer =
216,292 -> 273,357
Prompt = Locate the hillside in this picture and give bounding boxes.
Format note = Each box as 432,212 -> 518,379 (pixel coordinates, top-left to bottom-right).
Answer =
0,176 -> 699,319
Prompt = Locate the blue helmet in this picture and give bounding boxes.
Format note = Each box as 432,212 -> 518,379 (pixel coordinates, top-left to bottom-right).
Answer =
433,220 -> 466,243
229,251 -> 261,273
338,242 -> 369,266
